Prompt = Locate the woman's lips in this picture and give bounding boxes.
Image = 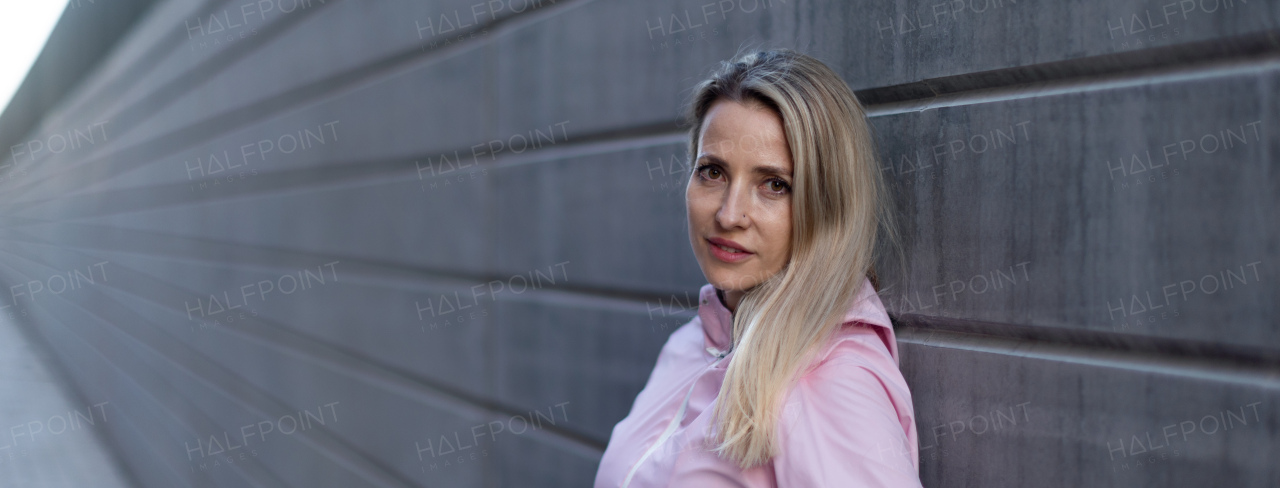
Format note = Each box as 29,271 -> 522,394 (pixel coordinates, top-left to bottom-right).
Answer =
706,238 -> 752,263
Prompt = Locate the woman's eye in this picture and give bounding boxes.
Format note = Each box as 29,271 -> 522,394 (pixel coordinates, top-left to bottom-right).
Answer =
696,165 -> 723,180
766,179 -> 790,193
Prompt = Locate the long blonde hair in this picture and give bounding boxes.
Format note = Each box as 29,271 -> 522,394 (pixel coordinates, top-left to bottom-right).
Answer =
685,49 -> 895,468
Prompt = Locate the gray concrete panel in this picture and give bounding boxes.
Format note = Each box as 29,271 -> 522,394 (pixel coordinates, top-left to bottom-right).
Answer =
489,139 -> 705,294
493,294 -> 683,444
871,70 -> 1277,350
898,335 -> 1280,488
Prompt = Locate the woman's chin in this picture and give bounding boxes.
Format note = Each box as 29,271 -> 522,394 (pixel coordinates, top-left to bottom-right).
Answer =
706,273 -> 760,294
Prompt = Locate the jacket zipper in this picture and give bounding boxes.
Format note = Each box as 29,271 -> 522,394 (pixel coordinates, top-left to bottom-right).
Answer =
620,348 -> 729,487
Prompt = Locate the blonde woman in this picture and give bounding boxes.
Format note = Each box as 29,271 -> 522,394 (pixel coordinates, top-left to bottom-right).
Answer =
595,49 -> 922,487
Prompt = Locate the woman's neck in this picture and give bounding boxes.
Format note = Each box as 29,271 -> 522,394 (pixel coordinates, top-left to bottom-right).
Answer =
715,287 -> 743,315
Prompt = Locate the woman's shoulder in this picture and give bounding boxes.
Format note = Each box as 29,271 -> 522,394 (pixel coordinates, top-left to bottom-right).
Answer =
791,325 -> 912,436
817,321 -> 899,370
773,322 -> 921,486
806,277 -> 902,377
781,315 -> 914,442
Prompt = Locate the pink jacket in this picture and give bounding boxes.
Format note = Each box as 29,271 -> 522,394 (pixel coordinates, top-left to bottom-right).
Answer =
595,278 -> 922,487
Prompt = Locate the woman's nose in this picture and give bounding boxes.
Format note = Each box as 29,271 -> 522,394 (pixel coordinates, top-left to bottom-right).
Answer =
715,184 -> 750,229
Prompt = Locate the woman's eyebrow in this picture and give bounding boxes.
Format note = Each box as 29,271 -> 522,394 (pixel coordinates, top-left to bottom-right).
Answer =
752,164 -> 792,178
696,153 -> 727,165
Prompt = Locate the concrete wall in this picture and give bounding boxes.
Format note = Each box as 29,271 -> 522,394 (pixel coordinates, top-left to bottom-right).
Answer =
0,0 -> 1276,486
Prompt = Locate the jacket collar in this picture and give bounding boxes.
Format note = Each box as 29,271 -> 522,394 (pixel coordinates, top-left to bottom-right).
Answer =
696,277 -> 896,362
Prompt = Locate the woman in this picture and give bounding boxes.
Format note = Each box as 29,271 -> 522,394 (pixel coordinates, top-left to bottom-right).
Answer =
595,49 -> 922,487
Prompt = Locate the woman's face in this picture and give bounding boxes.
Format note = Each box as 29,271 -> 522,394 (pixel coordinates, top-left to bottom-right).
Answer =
686,98 -> 794,310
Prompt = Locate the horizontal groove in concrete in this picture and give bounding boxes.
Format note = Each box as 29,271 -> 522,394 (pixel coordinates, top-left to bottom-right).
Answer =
0,252 -> 420,488
52,0 -> 236,127
0,217 -> 703,307
896,314 -> 1280,388
14,34 -> 1280,217
2,129 -> 689,219
0,233 -> 614,454
860,29 -> 1280,111
1,0 -> 588,202
865,51 -> 1280,117
5,222 -> 1273,383
9,15 -> 1275,210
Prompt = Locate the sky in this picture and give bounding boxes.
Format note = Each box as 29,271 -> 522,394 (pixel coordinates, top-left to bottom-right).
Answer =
0,1 -> 70,114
